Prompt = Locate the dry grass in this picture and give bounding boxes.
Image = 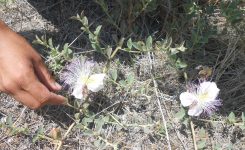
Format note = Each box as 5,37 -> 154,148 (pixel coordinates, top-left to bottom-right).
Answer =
0,0 -> 245,149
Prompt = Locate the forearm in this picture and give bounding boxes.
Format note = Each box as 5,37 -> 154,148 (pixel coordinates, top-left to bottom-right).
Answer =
0,20 -> 8,32
0,20 -> 25,47
0,20 -> 8,51
0,20 -> 24,55
0,20 -> 13,43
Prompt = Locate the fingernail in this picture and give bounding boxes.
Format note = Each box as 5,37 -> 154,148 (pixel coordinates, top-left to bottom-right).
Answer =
54,82 -> 62,89
63,98 -> 69,105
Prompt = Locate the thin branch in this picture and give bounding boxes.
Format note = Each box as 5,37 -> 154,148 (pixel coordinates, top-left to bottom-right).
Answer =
190,120 -> 197,150
56,122 -> 76,150
148,52 -> 171,150
158,93 -> 187,150
13,106 -> 27,127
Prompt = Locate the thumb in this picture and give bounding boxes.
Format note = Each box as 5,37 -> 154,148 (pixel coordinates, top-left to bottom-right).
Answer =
33,58 -> 62,91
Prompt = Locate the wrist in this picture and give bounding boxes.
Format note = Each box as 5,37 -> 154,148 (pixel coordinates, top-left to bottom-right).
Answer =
0,20 -> 8,32
0,21 -> 13,53
0,21 -> 11,41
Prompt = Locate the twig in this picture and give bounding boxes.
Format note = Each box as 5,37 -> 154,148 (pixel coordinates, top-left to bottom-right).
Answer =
13,106 -> 27,127
56,122 -> 76,150
0,110 -> 7,117
152,77 -> 171,150
65,102 -> 80,111
109,113 -> 124,128
193,118 -> 244,126
148,52 -> 171,150
190,119 -> 197,150
63,122 -> 76,139
147,52 -> 186,149
158,93 -> 187,150
110,38 -> 125,59
92,101 -> 121,118
68,32 -> 84,47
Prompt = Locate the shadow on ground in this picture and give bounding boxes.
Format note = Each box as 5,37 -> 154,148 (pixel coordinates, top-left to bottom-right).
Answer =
23,0 -> 245,116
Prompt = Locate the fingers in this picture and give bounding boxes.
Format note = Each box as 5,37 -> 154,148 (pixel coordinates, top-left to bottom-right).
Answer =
44,92 -> 67,105
13,90 -> 41,109
33,58 -> 62,91
14,90 -> 65,109
22,79 -> 66,107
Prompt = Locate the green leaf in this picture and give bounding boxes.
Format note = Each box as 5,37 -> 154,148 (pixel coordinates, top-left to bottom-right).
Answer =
169,41 -> 186,55
175,41 -> 187,52
81,27 -> 86,31
110,69 -> 118,81
157,125 -> 166,135
94,139 -> 102,147
227,143 -> 233,150
37,126 -> 44,135
140,87 -> 145,94
169,48 -> 179,55
63,43 -> 69,52
82,16 -> 88,26
48,38 -> 54,49
82,117 -> 94,126
127,38 -> 133,50
146,36 -> 152,50
132,41 -> 145,51
119,80 -> 127,87
94,25 -> 102,36
33,126 -> 44,143
33,35 -> 42,44
242,112 -> 245,123
74,113 -> 80,120
174,107 -> 186,121
83,130 -> 93,136
175,58 -> 187,69
32,135 -> 40,143
102,115 -> 110,122
199,127 -> 206,138
1,0 -> 14,4
210,119 -> 218,126
197,139 -> 206,149
106,47 -> 112,58
126,74 -> 134,85
132,42 -> 140,50
10,127 -> 21,135
6,116 -> 13,127
63,43 -> 72,58
214,144 -> 222,150
228,112 -> 236,124
94,118 -> 104,133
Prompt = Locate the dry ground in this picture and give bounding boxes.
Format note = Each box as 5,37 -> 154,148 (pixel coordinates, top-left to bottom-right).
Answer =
0,0 -> 245,149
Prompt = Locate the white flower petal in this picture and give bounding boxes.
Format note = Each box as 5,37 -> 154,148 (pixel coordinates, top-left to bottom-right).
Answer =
72,83 -> 84,99
180,92 -> 197,107
199,81 -> 220,101
188,105 -> 203,116
87,74 -> 106,92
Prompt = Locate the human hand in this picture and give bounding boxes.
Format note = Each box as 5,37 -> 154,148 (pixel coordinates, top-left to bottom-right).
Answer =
0,21 -> 66,109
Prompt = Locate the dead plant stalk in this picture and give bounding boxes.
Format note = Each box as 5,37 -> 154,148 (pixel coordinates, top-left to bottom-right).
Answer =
148,52 -> 171,150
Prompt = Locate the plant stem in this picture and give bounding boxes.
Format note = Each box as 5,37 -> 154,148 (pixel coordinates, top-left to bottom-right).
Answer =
56,121 -> 76,150
149,52 -> 171,150
190,119 -> 197,150
65,102 -> 80,111
110,38 -> 125,59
